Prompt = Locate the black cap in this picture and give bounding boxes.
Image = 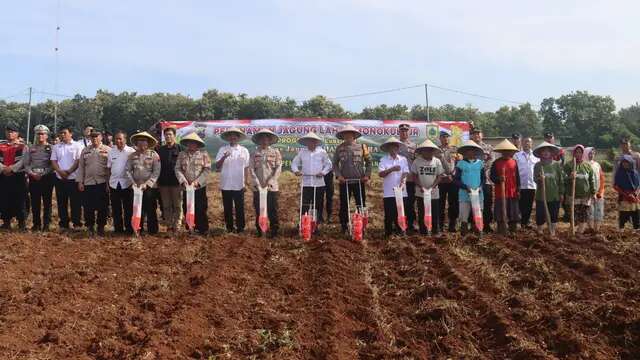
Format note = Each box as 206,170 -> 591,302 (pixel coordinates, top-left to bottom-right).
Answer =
544,132 -> 554,138
5,123 -> 19,132
470,128 -> 481,134
89,129 -> 103,137
398,123 -> 410,130
439,130 -> 450,137
511,133 -> 521,139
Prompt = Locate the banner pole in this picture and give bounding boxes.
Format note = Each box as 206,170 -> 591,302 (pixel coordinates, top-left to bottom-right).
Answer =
424,84 -> 430,122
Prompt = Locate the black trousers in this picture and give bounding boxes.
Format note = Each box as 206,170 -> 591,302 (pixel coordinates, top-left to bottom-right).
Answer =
111,185 -> 133,233
339,181 -> 367,231
383,196 -> 411,236
253,190 -> 279,233
324,171 -> 335,220
141,188 -> 159,234
416,196 -> 441,234
405,182 -> 416,229
483,184 -> 494,229
222,189 -> 245,232
1,172 -> 27,223
438,182 -> 459,229
519,189 -> 536,226
29,173 -> 55,227
619,211 -> 640,229
55,178 -> 82,228
82,183 -> 109,229
301,186 -> 325,224
183,187 -> 209,234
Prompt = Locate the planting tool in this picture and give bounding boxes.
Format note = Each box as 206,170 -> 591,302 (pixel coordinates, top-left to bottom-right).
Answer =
423,187 -> 432,233
258,186 -> 269,234
394,185 -> 407,233
132,185 -> 143,236
185,184 -> 195,231
469,187 -> 483,235
570,158 -> 576,236
539,167 -> 554,236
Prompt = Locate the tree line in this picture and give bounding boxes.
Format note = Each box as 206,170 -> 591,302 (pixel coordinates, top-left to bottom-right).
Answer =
1,89 -> 638,148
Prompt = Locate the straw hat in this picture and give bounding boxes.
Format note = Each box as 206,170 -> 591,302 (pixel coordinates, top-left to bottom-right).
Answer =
130,131 -> 158,148
336,124 -> 362,140
220,127 -> 246,142
457,140 -> 483,154
493,139 -> 519,152
380,136 -> 404,153
180,132 -> 205,148
251,128 -> 279,145
298,132 -> 323,146
415,139 -> 441,154
533,141 -> 559,158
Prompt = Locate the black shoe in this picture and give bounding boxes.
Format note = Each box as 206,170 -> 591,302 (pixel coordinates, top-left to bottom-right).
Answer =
31,224 -> 41,232
268,230 -> 278,239
256,229 -> 263,237
87,227 -> 95,235
448,222 -> 457,232
1,222 -> 10,230
18,221 -> 26,231
42,224 -> 50,232
97,227 -> 105,236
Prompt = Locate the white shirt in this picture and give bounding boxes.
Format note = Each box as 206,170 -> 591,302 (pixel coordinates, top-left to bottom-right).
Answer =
215,144 -> 250,191
291,147 -> 332,187
107,145 -> 135,189
411,157 -> 444,199
379,154 -> 409,198
51,140 -> 83,180
514,150 -> 539,190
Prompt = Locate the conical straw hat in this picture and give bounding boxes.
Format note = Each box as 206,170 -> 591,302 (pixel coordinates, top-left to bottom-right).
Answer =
336,124 -> 362,140
494,139 -> 519,152
457,140 -> 483,153
298,132 -> 323,146
179,132 -> 205,148
130,131 -> 158,148
415,139 -> 441,154
380,136 -> 404,153
533,141 -> 560,157
251,128 -> 279,145
220,127 -> 246,142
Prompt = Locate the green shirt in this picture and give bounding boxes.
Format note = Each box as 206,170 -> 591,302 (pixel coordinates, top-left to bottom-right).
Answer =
564,161 -> 596,199
534,161 -> 564,202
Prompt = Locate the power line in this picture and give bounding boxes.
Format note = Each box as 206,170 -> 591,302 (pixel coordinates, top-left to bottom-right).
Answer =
326,82 -> 530,107
0,89 -> 29,101
33,89 -> 74,98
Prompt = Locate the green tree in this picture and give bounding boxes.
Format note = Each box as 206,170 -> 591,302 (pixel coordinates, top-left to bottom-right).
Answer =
299,96 -> 347,118
492,103 -> 541,138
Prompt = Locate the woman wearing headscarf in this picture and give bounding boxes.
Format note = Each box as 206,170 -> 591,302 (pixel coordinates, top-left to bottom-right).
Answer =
564,145 -> 596,234
613,155 -> 640,229
584,147 -> 605,232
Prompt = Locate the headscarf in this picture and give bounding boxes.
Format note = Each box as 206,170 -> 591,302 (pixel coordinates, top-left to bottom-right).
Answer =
615,155 -> 640,191
584,147 -> 601,189
573,144 -> 585,164
584,147 -> 595,161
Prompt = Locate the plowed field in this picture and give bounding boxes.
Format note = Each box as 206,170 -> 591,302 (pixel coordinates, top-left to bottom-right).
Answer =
1,173 -> 638,359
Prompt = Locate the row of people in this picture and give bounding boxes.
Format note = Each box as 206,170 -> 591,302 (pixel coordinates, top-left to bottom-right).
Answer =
1,122 -> 639,237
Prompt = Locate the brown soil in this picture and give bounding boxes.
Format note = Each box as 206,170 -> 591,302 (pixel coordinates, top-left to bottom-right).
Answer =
0,173 -> 639,359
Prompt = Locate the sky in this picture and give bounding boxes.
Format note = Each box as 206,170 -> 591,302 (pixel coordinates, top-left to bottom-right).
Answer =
1,0 -> 639,112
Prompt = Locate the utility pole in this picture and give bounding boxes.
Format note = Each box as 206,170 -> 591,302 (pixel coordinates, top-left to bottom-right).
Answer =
424,84 -> 430,122
26,87 -> 32,143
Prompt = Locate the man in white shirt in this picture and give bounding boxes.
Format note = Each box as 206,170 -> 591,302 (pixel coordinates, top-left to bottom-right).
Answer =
51,127 -> 84,229
378,137 -> 410,237
514,137 -> 539,228
215,127 -> 250,233
291,132 -> 332,231
107,130 -> 135,234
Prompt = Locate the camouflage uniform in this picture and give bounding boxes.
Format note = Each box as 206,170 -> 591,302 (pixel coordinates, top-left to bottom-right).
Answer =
250,146 -> 282,236
333,142 -> 372,232
127,149 -> 161,234
77,144 -> 111,232
175,149 -> 211,234
23,143 -> 54,230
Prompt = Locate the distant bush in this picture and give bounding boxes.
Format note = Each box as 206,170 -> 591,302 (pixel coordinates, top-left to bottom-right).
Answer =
600,159 -> 614,173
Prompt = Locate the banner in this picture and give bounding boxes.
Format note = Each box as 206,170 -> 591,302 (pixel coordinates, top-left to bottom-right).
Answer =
160,119 -> 470,169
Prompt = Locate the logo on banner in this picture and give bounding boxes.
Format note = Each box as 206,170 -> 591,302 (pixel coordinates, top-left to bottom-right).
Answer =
426,124 -> 439,140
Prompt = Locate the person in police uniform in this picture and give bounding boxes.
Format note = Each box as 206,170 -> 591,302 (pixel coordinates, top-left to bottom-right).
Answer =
398,122 -> 417,232
126,131 -> 161,235
77,129 -> 111,235
333,124 -> 372,235
0,123 -> 28,230
175,132 -> 211,235
23,125 -> 55,231
249,128 -> 282,238
436,130 -> 460,232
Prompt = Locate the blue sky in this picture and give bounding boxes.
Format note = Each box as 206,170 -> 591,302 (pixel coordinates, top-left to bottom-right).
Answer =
1,0 -> 639,112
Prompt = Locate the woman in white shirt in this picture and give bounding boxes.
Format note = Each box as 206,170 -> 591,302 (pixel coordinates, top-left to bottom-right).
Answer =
215,127 -> 250,233
378,137 -> 410,237
291,132 -> 332,232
